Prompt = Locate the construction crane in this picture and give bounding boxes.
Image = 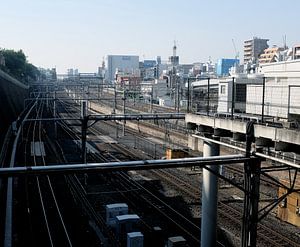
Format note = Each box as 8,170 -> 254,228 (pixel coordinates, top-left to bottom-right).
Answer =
232,39 -> 239,60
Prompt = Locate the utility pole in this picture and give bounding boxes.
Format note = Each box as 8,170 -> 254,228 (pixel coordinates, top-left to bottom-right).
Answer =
81,99 -> 88,186
122,89 -> 126,136
113,84 -> 117,114
150,86 -> 153,113
54,90 -> 57,139
261,77 -> 265,122
46,86 -> 49,108
231,77 -> 235,120
187,78 -> 190,113
207,78 -> 210,115
98,83 -> 100,99
176,77 -> 180,113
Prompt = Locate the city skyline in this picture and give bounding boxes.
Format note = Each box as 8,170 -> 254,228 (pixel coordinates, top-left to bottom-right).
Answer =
1,0 -> 299,73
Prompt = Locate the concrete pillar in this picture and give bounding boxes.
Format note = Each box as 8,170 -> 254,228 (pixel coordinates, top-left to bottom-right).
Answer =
201,137 -> 220,247
188,135 -> 198,151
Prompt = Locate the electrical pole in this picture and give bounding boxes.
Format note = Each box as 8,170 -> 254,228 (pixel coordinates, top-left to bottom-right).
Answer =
231,77 -> 235,120
150,86 -> 153,113
187,78 -> 190,113
207,77 -> 210,115
122,89 -> 126,136
177,76 -> 180,113
54,90 -> 57,139
113,84 -> 117,114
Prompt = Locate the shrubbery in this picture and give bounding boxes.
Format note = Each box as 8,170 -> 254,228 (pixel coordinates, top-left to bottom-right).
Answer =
0,49 -> 40,84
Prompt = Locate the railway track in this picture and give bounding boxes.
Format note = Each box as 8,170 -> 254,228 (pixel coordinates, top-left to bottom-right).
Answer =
54,92 -> 300,246
87,126 -> 203,246
148,167 -> 299,247
89,120 -> 299,247
24,99 -> 73,247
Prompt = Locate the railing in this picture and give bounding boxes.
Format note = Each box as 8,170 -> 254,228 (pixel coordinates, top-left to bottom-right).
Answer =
187,77 -> 300,129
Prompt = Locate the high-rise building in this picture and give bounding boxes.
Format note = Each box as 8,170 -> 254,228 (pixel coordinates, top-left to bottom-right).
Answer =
169,41 -> 179,66
106,55 -> 139,83
244,37 -> 269,64
216,58 -> 239,76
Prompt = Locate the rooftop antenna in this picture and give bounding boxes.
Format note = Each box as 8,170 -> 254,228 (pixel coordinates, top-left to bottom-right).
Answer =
282,35 -> 287,50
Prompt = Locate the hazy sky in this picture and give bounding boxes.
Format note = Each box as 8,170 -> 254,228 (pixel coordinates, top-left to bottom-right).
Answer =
1,0 -> 299,73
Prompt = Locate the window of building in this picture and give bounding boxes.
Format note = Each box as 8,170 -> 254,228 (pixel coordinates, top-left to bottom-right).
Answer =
220,85 -> 226,95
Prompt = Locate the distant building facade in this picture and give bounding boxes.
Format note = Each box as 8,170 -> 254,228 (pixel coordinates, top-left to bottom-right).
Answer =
106,55 -> 139,83
244,37 -> 269,64
247,59 -> 300,120
259,47 -> 284,64
216,58 -> 239,77
115,69 -> 141,90
293,45 -> 300,60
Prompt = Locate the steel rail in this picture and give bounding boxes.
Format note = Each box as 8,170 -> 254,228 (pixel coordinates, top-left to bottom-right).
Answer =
32,102 -> 54,247
4,101 -> 37,247
36,102 -> 73,246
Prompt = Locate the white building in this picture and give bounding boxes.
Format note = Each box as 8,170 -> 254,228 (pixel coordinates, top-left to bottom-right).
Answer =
218,76 -> 259,113
106,55 -> 139,83
246,60 -> 300,120
140,79 -> 169,100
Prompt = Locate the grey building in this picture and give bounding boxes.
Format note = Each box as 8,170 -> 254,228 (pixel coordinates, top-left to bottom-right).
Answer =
106,55 -> 139,83
244,37 -> 269,64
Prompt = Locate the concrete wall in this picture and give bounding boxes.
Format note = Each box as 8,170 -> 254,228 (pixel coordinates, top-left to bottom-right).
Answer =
258,59 -> 300,78
186,113 -> 300,147
0,69 -> 29,145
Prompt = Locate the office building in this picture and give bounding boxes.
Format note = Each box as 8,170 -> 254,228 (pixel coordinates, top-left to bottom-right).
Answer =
216,58 -> 239,76
106,55 -> 139,83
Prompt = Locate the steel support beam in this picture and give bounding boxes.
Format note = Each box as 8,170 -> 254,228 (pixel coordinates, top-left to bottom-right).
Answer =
207,78 -> 210,115
192,134 -> 300,170
25,113 -> 185,123
201,135 -> 220,247
261,77 -> 266,122
241,159 -> 261,247
81,101 -> 88,164
241,121 -> 261,247
88,113 -> 185,121
0,154 -> 253,177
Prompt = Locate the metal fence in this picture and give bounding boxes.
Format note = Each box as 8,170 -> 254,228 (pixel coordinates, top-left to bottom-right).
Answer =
133,136 -> 167,159
187,77 -> 300,127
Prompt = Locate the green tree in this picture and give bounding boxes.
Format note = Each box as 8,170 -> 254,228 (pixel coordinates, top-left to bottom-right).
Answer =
0,48 -> 39,84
